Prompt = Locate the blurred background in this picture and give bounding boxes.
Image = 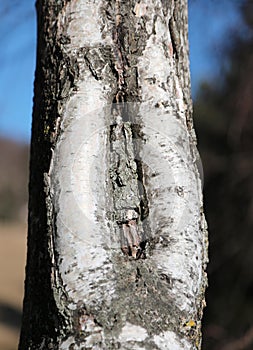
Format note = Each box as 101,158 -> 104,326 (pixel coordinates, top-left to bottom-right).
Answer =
0,0 -> 252,349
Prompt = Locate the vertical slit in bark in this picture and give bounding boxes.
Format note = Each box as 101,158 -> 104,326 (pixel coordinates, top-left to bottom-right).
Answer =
169,17 -> 179,60
109,104 -> 149,260
109,2 -> 151,260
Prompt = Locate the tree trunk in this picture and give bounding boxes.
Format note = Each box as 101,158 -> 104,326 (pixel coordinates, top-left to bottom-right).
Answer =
19,0 -> 208,349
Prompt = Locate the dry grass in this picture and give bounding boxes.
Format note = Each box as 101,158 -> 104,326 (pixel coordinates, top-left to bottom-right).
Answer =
0,223 -> 27,350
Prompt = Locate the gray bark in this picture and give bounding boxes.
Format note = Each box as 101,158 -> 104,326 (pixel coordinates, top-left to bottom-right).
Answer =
19,0 -> 208,349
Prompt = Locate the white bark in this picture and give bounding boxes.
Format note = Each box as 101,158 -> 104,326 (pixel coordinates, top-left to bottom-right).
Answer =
20,0 -> 208,349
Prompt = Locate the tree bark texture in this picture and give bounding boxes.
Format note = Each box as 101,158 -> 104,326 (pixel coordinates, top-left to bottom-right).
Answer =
19,0 -> 208,349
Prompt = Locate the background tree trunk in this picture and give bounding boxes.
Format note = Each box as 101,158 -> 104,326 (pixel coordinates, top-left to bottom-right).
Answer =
19,0 -> 208,349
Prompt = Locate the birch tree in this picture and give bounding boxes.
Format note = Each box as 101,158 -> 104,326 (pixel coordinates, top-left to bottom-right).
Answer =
19,0 -> 208,349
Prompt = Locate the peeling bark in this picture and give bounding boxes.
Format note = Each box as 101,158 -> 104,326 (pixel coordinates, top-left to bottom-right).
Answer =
19,1 -> 208,349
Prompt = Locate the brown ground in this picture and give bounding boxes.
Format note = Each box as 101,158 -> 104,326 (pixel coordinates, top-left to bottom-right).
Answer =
0,223 -> 27,350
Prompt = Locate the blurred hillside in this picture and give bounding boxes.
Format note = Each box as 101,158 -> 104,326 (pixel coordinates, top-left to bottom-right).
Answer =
0,223 -> 26,350
0,137 -> 28,350
0,137 -> 29,222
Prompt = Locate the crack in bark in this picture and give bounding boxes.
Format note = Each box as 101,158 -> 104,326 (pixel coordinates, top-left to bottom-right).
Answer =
169,16 -> 180,60
109,104 -> 149,260
108,2 -> 150,260
83,55 -> 101,81
112,0 -> 129,102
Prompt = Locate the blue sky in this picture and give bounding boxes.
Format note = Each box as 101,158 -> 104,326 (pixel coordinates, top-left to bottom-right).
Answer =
0,0 -> 246,143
